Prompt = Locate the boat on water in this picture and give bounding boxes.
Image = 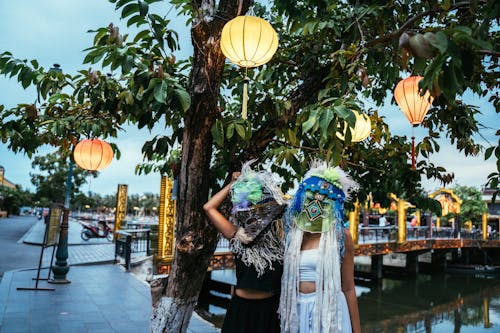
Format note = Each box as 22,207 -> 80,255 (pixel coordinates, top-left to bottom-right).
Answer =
446,263 -> 500,275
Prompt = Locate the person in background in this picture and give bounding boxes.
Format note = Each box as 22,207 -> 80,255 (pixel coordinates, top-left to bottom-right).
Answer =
204,160 -> 287,333
280,161 -> 361,333
379,214 -> 387,227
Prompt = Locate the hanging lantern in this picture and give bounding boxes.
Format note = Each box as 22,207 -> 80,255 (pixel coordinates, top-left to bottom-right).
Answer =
336,110 -> 372,142
73,138 -> 114,171
394,75 -> 434,170
220,15 -> 278,119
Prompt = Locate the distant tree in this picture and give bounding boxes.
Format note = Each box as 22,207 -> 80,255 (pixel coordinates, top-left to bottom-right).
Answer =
30,152 -> 95,207
452,185 -> 488,226
0,185 -> 32,215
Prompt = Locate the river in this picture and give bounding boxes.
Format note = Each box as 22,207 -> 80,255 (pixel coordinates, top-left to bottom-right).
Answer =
203,270 -> 500,332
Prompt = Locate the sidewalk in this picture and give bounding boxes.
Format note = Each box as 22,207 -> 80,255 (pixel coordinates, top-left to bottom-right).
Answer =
0,219 -> 220,332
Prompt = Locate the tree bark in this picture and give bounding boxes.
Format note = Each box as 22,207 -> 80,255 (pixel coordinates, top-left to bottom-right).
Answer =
151,1 -> 253,332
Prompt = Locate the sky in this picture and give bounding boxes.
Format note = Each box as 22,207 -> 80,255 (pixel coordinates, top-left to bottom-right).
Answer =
0,0 -> 497,196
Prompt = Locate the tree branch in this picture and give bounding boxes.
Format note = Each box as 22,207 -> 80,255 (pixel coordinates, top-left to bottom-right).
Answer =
477,49 -> 500,58
366,1 -> 479,48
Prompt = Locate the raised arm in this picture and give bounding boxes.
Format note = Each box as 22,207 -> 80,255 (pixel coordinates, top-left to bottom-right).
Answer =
203,172 -> 240,239
341,229 -> 361,333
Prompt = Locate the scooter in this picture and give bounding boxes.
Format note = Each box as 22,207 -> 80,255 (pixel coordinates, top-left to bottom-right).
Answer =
80,221 -> 113,241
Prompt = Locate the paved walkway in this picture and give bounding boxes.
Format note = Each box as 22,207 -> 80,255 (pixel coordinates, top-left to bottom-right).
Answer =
0,218 -> 220,332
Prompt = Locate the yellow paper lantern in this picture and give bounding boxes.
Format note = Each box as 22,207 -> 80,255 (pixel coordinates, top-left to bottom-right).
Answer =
220,15 -> 278,119
394,76 -> 434,125
394,76 -> 434,169
336,110 -> 372,142
221,16 -> 278,68
74,139 -> 114,171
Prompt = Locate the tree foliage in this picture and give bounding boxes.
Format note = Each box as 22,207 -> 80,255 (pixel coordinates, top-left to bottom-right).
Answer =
452,184 -> 488,225
0,185 -> 32,215
0,0 -> 499,331
29,152 -> 95,207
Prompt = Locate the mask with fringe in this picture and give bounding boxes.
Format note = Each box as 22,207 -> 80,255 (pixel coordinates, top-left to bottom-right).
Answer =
229,160 -> 287,276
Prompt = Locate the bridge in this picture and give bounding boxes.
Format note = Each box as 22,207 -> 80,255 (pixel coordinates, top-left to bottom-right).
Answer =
208,226 -> 500,280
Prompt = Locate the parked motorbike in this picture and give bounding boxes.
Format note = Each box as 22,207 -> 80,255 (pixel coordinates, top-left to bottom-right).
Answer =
80,221 -> 113,241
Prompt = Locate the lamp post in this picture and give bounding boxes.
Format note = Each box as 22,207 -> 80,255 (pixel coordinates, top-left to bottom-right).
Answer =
49,64 -> 71,284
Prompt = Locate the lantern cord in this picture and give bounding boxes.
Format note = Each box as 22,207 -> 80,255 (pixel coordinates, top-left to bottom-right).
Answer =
411,136 -> 416,170
242,73 -> 249,120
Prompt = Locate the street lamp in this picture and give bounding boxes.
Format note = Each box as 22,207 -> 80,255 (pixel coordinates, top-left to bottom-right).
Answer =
49,63 -> 72,284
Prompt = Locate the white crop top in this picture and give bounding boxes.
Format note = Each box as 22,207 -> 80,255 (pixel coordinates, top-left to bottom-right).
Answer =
299,248 -> 318,282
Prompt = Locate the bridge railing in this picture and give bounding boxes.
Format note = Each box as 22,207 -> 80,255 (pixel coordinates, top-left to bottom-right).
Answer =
406,226 -> 429,240
432,227 -> 455,239
358,226 -> 395,243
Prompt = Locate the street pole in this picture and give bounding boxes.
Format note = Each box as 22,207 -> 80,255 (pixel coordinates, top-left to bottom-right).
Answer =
49,63 -> 71,284
50,159 -> 73,284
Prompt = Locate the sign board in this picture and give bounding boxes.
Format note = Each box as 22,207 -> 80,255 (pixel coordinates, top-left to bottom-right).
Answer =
46,205 -> 63,246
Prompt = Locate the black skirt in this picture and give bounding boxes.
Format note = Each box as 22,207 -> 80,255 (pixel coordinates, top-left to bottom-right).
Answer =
221,294 -> 280,333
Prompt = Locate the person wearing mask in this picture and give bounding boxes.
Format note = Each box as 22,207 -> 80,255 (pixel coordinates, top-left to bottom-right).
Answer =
280,162 -> 361,333
204,160 -> 287,333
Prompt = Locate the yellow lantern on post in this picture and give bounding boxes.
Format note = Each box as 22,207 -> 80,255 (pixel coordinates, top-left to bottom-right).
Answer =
394,76 -> 434,169
336,110 -> 372,142
220,15 -> 278,119
73,138 -> 114,171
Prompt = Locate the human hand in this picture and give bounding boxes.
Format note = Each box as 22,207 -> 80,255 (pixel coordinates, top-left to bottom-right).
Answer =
231,172 -> 241,183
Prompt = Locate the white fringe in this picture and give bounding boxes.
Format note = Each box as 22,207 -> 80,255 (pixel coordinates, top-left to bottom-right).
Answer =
280,220 -> 344,333
230,223 -> 284,277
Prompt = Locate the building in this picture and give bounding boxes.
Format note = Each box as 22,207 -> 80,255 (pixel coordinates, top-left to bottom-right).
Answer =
482,188 -> 500,228
0,165 -> 18,190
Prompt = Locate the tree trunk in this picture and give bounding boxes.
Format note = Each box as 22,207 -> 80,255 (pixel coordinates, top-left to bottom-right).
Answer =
150,1 -> 252,332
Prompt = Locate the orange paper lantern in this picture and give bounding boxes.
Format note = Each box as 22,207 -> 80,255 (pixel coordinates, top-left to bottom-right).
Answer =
394,76 -> 434,125
73,139 -> 113,171
394,76 -> 434,169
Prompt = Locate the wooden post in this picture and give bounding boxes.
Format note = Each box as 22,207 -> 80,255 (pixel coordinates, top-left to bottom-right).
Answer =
371,255 -> 383,280
482,211 -> 488,240
114,184 -> 128,233
155,176 -> 176,273
349,201 -> 360,245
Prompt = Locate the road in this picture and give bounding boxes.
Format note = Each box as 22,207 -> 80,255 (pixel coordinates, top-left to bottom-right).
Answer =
0,215 -> 41,278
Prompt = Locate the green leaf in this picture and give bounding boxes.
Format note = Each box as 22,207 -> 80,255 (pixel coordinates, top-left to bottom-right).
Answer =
226,123 -> 234,140
153,80 -> 168,103
428,32 -> 448,54
333,105 -> 351,119
133,29 -> 151,43
138,0 -> 149,17
484,147 -> 495,160
121,3 -> 139,18
302,112 -> 317,133
127,15 -> 147,28
174,88 -> 190,112
211,120 -> 224,147
235,124 -> 245,139
319,108 -> 333,140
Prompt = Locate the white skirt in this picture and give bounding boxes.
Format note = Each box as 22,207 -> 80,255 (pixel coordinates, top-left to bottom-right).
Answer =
297,292 -> 352,333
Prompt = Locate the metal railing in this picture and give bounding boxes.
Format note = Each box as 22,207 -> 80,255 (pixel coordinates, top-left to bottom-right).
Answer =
114,229 -> 151,270
358,226 -> 395,243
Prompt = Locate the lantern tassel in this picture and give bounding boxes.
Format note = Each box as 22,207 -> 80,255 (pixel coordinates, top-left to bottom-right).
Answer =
411,135 -> 416,170
242,76 -> 249,120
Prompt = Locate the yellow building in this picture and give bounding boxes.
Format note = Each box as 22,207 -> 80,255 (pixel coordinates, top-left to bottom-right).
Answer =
0,166 -> 18,190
